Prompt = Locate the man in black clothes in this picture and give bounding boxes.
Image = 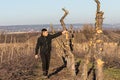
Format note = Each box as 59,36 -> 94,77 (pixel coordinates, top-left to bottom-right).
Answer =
35,28 -> 67,78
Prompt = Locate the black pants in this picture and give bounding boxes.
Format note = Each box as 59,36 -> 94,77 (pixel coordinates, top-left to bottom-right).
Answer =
40,52 -> 51,76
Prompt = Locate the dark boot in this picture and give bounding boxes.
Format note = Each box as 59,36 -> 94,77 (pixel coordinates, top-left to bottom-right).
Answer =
43,71 -> 48,76
42,71 -> 48,79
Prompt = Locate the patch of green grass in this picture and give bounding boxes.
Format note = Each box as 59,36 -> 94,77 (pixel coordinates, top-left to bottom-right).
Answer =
66,58 -> 120,80
104,68 -> 120,80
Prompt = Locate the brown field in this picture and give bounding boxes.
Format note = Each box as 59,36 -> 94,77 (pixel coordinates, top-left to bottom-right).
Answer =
0,27 -> 120,80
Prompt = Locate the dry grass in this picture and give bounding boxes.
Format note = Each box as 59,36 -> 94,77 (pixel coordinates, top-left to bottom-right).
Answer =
0,26 -> 120,80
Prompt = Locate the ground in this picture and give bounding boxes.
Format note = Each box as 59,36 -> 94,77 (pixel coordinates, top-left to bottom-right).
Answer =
33,48 -> 120,80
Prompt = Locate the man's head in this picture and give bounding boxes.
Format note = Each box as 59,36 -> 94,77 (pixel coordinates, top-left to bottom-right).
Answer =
41,28 -> 48,37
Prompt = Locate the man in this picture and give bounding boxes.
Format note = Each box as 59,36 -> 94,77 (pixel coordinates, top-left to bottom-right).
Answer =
35,28 -> 67,78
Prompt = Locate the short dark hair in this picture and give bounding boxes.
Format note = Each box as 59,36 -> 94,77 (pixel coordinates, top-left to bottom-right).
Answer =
41,28 -> 47,32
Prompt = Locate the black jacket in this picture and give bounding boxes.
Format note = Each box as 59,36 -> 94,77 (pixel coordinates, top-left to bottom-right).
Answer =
35,32 -> 62,55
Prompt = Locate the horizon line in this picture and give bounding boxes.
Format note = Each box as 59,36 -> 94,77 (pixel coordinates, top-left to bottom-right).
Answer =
0,23 -> 118,26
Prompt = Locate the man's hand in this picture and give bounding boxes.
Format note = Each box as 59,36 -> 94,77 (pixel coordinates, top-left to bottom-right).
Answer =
62,30 -> 68,35
35,55 -> 38,59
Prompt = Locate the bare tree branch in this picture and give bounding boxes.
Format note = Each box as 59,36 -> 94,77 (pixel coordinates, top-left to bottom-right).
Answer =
95,0 -> 100,12
60,8 -> 69,30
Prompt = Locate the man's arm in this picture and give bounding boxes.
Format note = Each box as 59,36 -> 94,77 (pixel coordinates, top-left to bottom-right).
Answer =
50,30 -> 67,39
35,38 -> 41,55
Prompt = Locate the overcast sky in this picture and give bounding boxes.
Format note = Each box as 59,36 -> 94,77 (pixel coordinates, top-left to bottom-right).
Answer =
0,0 -> 120,25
